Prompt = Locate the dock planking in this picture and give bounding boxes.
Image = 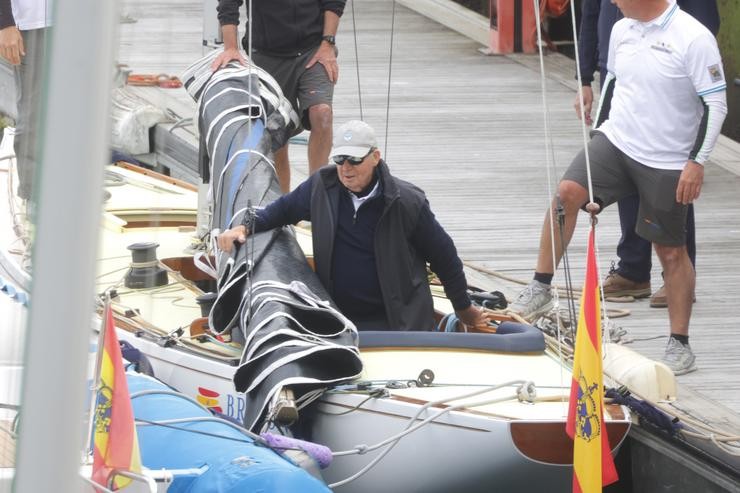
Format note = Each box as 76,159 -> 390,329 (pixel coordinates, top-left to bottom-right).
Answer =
116,0 -> 740,442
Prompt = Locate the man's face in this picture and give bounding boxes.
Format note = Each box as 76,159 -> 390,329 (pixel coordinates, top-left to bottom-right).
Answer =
611,0 -> 638,18
612,0 -> 664,19
335,148 -> 380,193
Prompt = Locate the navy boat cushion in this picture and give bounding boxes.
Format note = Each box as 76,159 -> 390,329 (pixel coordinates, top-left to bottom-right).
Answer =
358,322 -> 545,353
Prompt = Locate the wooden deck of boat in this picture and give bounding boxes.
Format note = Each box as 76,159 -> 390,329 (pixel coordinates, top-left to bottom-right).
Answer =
115,0 -> 740,445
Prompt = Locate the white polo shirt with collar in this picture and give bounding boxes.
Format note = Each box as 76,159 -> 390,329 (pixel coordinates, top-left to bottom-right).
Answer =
10,0 -> 53,30
598,2 -> 726,170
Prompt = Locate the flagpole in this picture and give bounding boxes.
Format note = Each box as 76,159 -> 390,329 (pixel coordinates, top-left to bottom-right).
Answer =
87,295 -> 111,457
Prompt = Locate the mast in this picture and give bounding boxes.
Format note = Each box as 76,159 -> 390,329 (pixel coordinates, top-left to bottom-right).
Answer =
14,0 -> 119,490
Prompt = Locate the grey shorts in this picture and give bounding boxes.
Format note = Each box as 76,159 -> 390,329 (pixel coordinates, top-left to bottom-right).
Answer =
251,46 -> 335,130
562,132 -> 688,246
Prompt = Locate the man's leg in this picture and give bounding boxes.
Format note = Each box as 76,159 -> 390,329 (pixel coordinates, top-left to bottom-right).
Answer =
534,181 -> 588,276
511,133 -> 628,319
274,144 -> 291,194
307,103 -> 332,174
602,194 -> 653,299
15,28 -> 46,203
298,46 -> 335,175
654,244 -> 694,335
615,194 -> 652,282
654,243 -> 697,374
686,204 -> 696,266
650,203 -> 697,308
509,180 -> 588,319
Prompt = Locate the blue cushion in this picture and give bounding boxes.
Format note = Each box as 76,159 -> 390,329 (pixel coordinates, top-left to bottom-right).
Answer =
358,322 -> 545,353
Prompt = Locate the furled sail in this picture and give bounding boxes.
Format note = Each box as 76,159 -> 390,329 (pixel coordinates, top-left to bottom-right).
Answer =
182,52 -> 362,431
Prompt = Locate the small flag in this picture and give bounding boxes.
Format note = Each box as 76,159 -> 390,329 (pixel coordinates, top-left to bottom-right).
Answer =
566,227 -> 618,492
92,304 -> 142,489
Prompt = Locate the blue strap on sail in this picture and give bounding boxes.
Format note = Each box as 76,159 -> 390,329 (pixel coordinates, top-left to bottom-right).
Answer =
224,119 -> 265,229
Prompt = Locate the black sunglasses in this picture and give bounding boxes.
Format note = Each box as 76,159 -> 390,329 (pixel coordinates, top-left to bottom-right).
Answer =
332,148 -> 374,166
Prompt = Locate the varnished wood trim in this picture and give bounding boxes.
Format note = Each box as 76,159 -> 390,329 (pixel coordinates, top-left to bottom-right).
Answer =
114,161 -> 198,192
510,421 -> 630,465
161,256 -> 216,281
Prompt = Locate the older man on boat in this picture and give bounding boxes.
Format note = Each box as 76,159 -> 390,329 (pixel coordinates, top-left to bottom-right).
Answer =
510,0 -> 727,375
218,120 -> 488,331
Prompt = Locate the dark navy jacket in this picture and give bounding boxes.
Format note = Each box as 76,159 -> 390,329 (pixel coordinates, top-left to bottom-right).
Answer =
253,160 -> 471,330
578,0 -> 720,86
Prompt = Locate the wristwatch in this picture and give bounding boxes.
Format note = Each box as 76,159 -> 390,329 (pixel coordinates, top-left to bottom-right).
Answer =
322,35 -> 336,46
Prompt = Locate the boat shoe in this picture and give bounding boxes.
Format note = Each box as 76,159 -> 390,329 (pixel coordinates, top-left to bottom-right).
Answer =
602,270 -> 651,299
662,337 -> 697,375
650,284 -> 696,308
508,280 -> 553,321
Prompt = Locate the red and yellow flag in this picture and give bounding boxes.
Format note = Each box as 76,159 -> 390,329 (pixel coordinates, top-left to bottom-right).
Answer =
566,227 -> 618,492
92,304 -> 142,490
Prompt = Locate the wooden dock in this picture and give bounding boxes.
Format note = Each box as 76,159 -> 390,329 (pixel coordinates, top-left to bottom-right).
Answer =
113,0 -> 740,437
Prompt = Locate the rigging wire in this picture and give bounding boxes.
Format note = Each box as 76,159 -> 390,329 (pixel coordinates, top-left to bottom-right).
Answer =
350,0 -> 364,120
566,0 -> 612,343
383,0 -> 397,159
531,0 -> 568,373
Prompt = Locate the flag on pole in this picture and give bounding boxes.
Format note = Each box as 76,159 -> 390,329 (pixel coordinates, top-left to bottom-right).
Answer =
566,226 -> 618,492
92,304 -> 142,489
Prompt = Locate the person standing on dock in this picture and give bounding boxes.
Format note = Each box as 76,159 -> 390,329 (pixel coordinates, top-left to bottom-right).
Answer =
217,120 -> 489,332
0,0 -> 52,210
211,0 -> 345,194
574,0 -> 720,308
511,0 -> 727,375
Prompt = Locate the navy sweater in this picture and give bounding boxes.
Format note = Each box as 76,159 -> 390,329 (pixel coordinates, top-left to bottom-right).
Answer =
251,171 -> 469,327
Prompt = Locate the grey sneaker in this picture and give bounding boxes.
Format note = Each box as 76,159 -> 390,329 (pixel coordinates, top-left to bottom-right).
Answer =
661,337 -> 697,375
509,281 -> 553,320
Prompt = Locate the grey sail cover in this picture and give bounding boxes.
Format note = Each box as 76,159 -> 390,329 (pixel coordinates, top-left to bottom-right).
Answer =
182,51 -> 362,431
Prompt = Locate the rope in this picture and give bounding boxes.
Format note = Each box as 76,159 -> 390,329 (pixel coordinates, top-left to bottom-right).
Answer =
531,0 -> 566,364
328,380 -> 535,488
531,0 -> 613,350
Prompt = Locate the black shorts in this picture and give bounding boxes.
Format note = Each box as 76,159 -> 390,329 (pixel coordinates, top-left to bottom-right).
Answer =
251,45 -> 335,130
562,132 -> 688,246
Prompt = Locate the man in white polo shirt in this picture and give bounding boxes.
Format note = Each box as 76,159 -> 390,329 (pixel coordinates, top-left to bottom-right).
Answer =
510,0 -> 727,375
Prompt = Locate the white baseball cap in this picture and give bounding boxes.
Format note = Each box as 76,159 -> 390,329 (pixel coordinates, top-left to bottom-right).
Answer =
330,120 -> 378,158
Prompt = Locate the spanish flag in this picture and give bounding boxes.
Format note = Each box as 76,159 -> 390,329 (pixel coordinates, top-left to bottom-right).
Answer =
566,227 -> 618,492
92,304 -> 142,489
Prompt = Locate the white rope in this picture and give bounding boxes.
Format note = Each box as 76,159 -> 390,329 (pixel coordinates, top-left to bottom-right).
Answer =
328,380 -> 536,488
531,0 -> 567,385
565,0 -> 611,343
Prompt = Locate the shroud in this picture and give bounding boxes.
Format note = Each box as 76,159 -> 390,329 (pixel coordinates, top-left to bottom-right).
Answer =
182,52 -> 362,431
